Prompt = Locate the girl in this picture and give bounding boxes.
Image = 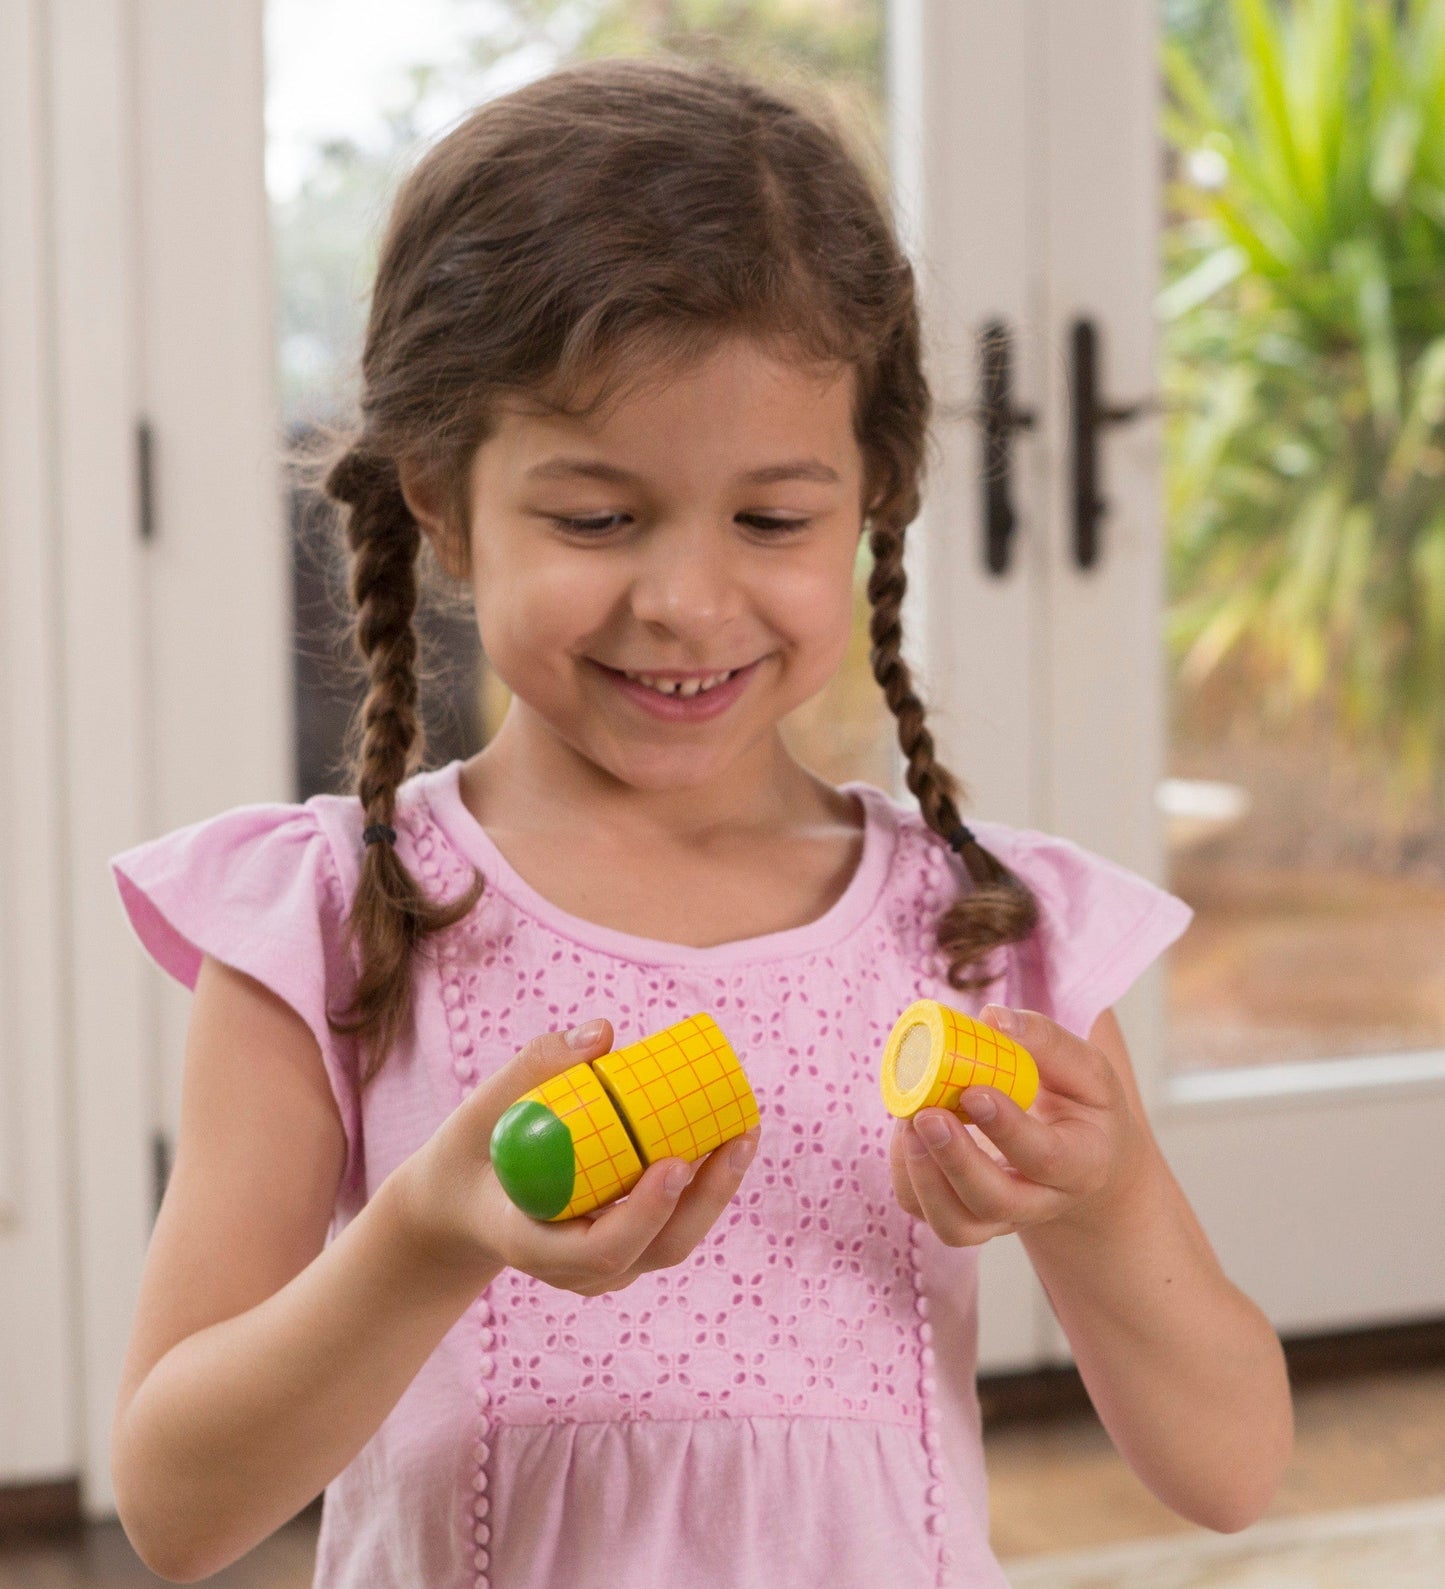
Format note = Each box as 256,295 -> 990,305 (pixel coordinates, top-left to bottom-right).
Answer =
108,53 -> 1292,1589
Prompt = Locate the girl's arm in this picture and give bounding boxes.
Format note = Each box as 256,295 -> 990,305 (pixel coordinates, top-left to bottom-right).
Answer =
891,1003 -> 1293,1533
111,956 -> 501,1581
1016,1008 -> 1294,1533
114,958 -> 756,1582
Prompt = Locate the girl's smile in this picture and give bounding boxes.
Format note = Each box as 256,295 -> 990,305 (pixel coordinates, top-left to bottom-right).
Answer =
591,655 -> 768,722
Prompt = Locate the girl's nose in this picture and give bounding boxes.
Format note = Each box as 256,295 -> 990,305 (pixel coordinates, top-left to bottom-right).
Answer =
627,519 -> 742,631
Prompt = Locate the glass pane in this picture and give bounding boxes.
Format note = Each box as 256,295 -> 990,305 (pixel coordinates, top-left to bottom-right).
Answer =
1159,0 -> 1445,1073
264,0 -> 896,800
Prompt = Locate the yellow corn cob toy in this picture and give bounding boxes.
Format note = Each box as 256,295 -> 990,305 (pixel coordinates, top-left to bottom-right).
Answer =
879,999 -> 1039,1124
491,1012 -> 759,1221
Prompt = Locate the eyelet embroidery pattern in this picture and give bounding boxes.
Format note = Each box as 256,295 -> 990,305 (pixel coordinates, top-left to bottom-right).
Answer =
409,786 -> 990,1588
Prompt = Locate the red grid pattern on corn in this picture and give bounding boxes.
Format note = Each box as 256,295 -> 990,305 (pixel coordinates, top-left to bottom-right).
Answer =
935,1006 -> 1023,1109
532,1061 -> 642,1216
595,1013 -> 759,1165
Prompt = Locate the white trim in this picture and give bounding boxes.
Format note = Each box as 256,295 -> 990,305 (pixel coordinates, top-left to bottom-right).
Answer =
884,0 -> 924,266
1166,1050 -> 1445,1111
0,0 -> 80,1483
890,0 -> 1054,1374
48,0 -> 153,1514
1030,0 -> 1168,1366
1154,1085 -> 1445,1334
49,0 -> 284,1515
134,0 -> 290,1145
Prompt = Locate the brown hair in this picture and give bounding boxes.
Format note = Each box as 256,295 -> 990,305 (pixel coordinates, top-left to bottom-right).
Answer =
307,53 -> 1039,1088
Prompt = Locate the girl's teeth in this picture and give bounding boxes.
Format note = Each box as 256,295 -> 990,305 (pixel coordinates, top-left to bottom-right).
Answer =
624,669 -> 736,697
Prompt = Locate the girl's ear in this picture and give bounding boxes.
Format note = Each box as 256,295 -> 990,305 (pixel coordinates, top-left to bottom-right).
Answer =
397,458 -> 470,581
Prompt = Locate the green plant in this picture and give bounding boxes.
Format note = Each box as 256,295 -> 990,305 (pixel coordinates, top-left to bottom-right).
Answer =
1161,0 -> 1445,807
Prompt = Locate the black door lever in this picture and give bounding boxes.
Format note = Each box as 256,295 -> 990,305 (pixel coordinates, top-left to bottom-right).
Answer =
1069,317 -> 1162,570
978,319 -> 1037,575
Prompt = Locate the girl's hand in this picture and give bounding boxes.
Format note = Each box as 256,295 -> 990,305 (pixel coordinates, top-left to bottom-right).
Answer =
391,1019 -> 760,1296
888,1005 -> 1154,1247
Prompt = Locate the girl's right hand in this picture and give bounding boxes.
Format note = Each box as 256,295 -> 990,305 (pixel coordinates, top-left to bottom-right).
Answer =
390,1018 -> 760,1297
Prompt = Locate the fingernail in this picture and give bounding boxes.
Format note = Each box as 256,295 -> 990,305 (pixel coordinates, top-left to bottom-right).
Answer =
915,1112 -> 951,1148
566,1018 -> 606,1049
664,1162 -> 691,1196
729,1133 -> 758,1173
984,1004 -> 1017,1033
903,1122 -> 931,1158
962,1088 -> 997,1122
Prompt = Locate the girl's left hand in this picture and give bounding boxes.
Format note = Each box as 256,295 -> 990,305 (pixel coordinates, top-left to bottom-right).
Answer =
888,1005 -> 1154,1246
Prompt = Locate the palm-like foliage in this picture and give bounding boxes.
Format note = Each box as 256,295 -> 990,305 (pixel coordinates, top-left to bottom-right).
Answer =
1161,0 -> 1445,804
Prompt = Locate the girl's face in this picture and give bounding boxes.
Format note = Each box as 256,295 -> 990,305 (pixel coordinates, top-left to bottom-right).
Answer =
415,333 -> 870,802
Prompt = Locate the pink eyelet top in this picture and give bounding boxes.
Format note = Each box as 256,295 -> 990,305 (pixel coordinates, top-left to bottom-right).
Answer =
109,759 -> 1192,1588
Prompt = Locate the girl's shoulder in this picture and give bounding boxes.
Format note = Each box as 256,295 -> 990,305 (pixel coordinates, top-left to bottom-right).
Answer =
855,783 -> 1194,1038
107,766 -> 443,929
857,778 -> 1164,897
110,790 -> 367,949
107,782 -> 411,1198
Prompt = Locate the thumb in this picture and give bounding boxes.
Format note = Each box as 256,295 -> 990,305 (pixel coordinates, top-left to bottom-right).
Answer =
458,1018 -> 614,1152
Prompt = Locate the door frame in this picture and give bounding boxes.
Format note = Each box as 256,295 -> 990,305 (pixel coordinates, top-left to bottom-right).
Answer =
0,0 -> 80,1488
895,0 -> 1445,1367
41,0 -> 286,1515
887,0 -> 1056,1371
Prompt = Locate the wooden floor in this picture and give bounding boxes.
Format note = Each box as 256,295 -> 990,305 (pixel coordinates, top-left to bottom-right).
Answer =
2,1365 -> 1442,1584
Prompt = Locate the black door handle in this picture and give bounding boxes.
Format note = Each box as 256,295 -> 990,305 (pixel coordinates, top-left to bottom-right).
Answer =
978,319 -> 1037,575
1069,317 -> 1163,570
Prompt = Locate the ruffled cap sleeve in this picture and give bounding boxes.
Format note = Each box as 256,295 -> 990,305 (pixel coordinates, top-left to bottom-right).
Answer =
973,820 -> 1194,1041
109,802 -> 363,1195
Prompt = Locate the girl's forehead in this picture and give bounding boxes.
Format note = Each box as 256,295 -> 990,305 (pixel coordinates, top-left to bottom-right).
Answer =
488,343 -> 859,460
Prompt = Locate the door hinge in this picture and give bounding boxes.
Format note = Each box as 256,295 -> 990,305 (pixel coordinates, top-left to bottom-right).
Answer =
152,1130 -> 172,1222
136,418 -> 157,541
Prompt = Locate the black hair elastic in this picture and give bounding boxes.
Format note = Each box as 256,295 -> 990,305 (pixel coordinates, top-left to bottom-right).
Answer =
362,823 -> 398,847
946,823 -> 977,853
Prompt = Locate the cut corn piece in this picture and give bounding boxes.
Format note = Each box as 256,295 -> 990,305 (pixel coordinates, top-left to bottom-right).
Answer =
879,998 -> 1038,1123
516,1059 -> 645,1220
594,1012 -> 759,1167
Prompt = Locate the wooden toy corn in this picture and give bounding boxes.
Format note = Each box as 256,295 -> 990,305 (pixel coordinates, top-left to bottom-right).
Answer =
879,998 -> 1039,1124
490,1012 -> 760,1220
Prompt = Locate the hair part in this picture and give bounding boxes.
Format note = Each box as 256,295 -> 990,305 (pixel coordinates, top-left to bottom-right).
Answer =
304,53 -> 1039,1084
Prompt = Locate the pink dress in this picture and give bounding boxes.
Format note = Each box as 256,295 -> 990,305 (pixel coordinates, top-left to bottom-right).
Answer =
110,759 -> 1192,1588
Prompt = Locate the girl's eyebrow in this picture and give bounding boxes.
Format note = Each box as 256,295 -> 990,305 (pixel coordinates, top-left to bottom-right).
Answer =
524,456 -> 842,486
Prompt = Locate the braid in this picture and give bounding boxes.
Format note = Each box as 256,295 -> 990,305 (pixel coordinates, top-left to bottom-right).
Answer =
323,448 -> 484,1088
865,506 -> 1039,993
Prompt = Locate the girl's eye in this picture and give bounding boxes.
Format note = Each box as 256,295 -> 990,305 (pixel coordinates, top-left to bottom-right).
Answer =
550,514 -> 627,535
740,515 -> 810,535
548,514 -> 809,536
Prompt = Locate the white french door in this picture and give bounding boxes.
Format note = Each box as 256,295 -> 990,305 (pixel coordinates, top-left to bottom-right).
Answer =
0,0 -> 77,1492
892,0 -> 1445,1374
1,0 -> 285,1514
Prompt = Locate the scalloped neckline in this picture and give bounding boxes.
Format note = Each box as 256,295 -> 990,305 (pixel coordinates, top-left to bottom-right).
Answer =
417,759 -> 896,967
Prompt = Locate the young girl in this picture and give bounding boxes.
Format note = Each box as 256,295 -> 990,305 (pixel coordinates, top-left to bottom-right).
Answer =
108,53 -> 1292,1589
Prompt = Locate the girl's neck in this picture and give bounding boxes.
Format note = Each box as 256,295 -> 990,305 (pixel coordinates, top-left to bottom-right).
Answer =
459,709 -> 858,851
